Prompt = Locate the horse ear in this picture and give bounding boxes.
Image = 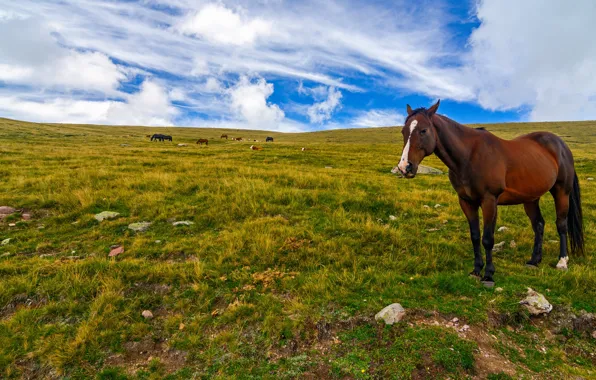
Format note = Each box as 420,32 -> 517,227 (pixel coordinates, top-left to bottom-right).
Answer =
427,99 -> 440,117
406,104 -> 413,116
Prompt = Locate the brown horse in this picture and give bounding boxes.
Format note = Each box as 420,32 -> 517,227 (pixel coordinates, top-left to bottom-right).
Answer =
235,137 -> 243,141
221,134 -> 228,139
196,139 -> 208,146
393,100 -> 583,286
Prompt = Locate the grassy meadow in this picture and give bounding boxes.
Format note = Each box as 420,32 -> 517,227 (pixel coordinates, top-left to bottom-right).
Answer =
0,117 -> 595,379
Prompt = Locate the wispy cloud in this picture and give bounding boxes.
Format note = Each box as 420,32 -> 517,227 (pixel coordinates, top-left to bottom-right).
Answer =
1,0 -> 595,129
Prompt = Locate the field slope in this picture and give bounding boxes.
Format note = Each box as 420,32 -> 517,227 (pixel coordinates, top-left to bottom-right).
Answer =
0,117 -> 595,379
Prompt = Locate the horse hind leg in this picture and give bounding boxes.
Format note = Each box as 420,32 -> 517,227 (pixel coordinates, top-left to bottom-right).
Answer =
551,185 -> 570,270
523,201 -> 545,267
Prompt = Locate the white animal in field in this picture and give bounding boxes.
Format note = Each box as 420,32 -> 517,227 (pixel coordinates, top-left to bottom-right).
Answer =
301,147 -> 306,151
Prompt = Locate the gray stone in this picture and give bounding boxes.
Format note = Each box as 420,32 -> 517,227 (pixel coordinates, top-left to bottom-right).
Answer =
389,215 -> 397,221
0,206 -> 16,215
128,222 -> 151,232
417,165 -> 443,175
1,238 -> 10,246
493,241 -> 506,252
173,220 -> 194,226
375,303 -> 406,325
94,211 -> 120,222
520,288 -> 553,315
142,310 -> 154,319
497,226 -> 508,232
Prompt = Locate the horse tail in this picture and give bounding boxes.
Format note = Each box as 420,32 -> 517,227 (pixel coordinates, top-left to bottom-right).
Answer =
568,172 -> 584,255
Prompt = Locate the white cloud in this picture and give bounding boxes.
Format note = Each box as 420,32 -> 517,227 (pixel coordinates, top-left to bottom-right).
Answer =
351,109 -> 405,128
177,4 -> 272,46
0,17 -> 126,94
465,0 -> 596,121
228,76 -> 285,128
307,87 -> 342,124
0,80 -> 177,126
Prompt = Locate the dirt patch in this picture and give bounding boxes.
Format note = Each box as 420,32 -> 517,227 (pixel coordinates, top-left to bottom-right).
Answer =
406,310 -> 519,379
104,337 -> 187,375
1,293 -> 48,319
279,237 -> 311,252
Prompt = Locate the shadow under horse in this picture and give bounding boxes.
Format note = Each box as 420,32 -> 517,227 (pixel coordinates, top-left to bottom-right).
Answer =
393,100 -> 583,287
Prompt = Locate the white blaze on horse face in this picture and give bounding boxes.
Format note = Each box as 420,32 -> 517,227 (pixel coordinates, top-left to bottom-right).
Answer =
398,120 -> 418,172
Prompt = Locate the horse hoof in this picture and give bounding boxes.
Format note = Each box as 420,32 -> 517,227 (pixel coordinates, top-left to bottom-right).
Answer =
481,280 -> 495,288
556,257 -> 568,271
469,271 -> 481,279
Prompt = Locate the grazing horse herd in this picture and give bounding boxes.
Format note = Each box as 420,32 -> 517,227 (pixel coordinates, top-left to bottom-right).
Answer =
148,133 -> 276,150
144,104 -> 584,285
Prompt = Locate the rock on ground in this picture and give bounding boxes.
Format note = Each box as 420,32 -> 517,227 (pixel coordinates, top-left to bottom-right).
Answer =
129,222 -> 151,232
493,241 -> 506,251
520,288 -> 553,315
94,211 -> 120,222
142,310 -> 154,319
375,303 -> 406,325
510,240 -> 517,248
173,221 -> 194,226
497,226 -> 508,232
417,165 -> 444,175
1,238 -> 10,246
0,206 -> 16,215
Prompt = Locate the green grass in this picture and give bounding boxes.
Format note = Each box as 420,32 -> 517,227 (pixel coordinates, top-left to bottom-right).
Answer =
0,117 -> 595,378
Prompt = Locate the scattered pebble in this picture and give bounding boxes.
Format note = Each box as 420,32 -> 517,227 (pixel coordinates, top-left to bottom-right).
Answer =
172,221 -> 194,226
94,211 -> 120,222
109,246 -> 124,257
155,240 -> 161,244
548,240 -> 559,244
128,222 -> 151,232
37,225 -> 45,229
21,213 -> 31,220
0,252 -> 11,258
8,223 -> 16,227
375,303 -> 406,325
389,215 -> 397,221
493,241 -> 506,251
452,317 -> 459,323
459,324 -> 470,332
434,204 -> 442,208
0,206 -> 16,215
510,240 -> 517,248
423,205 -> 430,209
427,228 -> 440,232
497,226 -> 508,232
1,238 -> 10,246
142,310 -> 154,319
496,287 -> 504,292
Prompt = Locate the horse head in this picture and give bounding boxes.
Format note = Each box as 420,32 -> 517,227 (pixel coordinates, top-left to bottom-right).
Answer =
393,100 -> 440,178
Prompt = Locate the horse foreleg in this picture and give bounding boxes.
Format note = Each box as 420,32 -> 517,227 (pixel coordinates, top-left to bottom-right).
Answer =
524,200 -> 545,267
480,196 -> 498,286
459,197 -> 483,277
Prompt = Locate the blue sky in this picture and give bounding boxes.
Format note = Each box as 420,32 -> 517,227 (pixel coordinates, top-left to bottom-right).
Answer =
0,0 -> 595,131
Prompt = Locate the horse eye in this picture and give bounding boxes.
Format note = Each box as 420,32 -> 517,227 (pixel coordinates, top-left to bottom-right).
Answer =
420,129 -> 427,135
